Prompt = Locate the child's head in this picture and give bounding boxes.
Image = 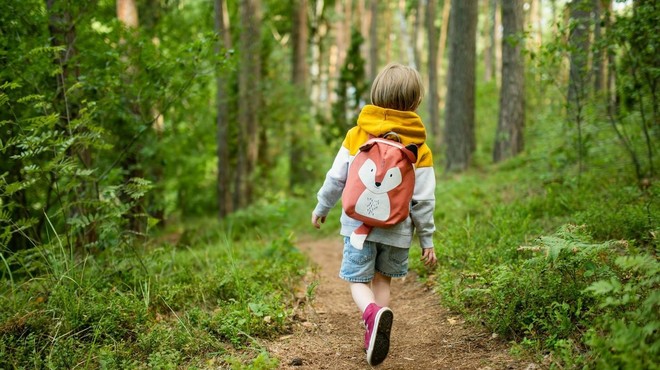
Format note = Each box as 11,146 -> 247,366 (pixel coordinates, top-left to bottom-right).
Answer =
370,63 -> 424,112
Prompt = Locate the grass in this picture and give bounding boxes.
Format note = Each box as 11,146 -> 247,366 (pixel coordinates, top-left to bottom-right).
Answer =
0,200 -> 310,369
406,95 -> 660,367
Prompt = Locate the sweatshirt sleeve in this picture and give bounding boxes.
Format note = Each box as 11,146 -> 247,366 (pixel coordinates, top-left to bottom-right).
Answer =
411,149 -> 436,248
313,146 -> 351,217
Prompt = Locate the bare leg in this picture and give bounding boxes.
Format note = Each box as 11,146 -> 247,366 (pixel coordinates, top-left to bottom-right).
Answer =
350,282 -> 375,313
372,272 -> 392,307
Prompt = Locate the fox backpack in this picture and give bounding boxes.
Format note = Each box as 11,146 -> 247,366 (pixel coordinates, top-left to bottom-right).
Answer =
342,133 -> 418,249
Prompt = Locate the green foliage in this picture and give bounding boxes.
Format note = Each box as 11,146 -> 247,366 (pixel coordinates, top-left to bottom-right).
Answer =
329,27 -> 368,145
584,254 -> 659,369
421,135 -> 658,367
0,216 -> 308,368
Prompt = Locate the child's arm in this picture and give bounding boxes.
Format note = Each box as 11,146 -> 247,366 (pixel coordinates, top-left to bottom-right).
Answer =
410,147 -> 437,266
311,146 -> 351,228
410,152 -> 435,249
311,214 -> 326,229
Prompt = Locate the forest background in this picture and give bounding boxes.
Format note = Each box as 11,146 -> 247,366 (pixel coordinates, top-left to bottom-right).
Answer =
0,0 -> 658,368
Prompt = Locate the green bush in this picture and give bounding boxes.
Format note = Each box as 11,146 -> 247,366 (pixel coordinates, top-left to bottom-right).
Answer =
584,254 -> 659,369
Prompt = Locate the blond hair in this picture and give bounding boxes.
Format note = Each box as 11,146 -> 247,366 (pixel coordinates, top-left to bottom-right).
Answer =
370,63 -> 424,112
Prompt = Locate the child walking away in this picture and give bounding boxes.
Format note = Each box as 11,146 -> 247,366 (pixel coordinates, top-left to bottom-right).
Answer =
311,63 -> 437,366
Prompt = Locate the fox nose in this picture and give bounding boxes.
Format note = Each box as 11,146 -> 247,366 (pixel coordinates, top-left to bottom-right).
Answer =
375,182 -> 381,187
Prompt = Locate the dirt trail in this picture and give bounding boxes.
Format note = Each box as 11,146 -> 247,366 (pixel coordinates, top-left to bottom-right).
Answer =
267,238 -> 531,370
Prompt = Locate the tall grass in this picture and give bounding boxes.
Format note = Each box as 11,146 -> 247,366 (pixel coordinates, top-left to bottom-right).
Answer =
0,199 -> 309,369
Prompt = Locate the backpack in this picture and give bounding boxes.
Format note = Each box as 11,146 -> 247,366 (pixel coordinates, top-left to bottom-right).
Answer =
342,132 -> 418,249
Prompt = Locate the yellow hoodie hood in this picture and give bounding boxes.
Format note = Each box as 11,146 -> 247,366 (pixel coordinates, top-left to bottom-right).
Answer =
356,105 -> 427,145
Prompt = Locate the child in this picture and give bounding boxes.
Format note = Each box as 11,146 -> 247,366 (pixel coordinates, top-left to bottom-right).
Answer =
311,63 -> 437,366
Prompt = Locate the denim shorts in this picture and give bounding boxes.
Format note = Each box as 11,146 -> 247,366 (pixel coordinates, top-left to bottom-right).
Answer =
339,237 -> 410,283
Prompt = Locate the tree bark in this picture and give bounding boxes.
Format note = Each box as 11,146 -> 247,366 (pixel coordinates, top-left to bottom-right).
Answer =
567,0 -> 591,109
484,0 -> 495,82
495,0 -> 502,87
290,0 -> 310,189
398,0 -> 415,67
215,0 -> 232,219
567,0 -> 592,175
592,0 -> 604,92
437,0 -> 451,110
493,0 -> 525,162
427,0 -> 440,153
368,0 -> 378,81
444,0 -> 478,172
237,0 -> 261,208
412,0 -> 423,72
310,0 -> 325,116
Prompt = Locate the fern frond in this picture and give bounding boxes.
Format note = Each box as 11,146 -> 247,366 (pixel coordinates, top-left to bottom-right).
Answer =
28,45 -> 65,56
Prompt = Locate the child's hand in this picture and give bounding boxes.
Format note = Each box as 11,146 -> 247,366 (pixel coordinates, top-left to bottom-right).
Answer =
311,213 -> 326,229
421,247 -> 437,266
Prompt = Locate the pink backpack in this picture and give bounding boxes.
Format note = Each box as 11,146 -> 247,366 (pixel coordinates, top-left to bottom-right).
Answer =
342,133 -> 418,249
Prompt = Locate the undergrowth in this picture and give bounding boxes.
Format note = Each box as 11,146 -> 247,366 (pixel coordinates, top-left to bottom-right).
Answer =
0,199 -> 309,369
409,138 -> 659,368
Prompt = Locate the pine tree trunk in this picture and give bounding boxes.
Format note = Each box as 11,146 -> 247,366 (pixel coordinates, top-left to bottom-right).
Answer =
215,0 -> 232,219
484,0 -> 495,82
290,0 -> 309,189
427,0 -> 440,153
592,0 -> 604,92
495,0 -> 502,87
368,0 -> 378,81
567,0 -> 592,109
567,0 -> 592,175
437,0 -> 451,110
398,0 -> 415,67
238,0 -> 261,208
412,0 -> 423,72
493,0 -> 525,162
444,0 -> 478,172
116,0 -> 146,234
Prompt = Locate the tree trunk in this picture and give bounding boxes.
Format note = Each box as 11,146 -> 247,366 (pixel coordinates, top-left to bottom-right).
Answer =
605,0 -> 616,112
567,0 -> 591,109
310,1 -> 324,116
46,0 -> 86,247
528,0 -> 542,49
494,0 -> 502,87
117,0 -> 146,234
484,0 -> 495,82
383,1 -> 393,63
437,0 -> 451,110
237,0 -> 261,208
493,0 -> 525,162
427,0 -> 440,153
567,0 -> 592,175
412,0 -> 423,72
592,0 -> 604,92
117,0 -> 139,28
368,0 -> 378,81
398,0 -> 415,67
290,0 -> 310,189
444,0 -> 478,172
215,0 -> 232,219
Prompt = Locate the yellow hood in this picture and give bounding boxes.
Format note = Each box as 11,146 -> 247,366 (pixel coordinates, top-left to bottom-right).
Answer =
356,105 -> 427,145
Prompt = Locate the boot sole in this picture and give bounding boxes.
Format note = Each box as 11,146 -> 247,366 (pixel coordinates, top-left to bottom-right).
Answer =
366,307 -> 393,366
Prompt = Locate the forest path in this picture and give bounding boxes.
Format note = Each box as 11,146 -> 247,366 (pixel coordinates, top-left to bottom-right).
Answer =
266,237 -> 532,370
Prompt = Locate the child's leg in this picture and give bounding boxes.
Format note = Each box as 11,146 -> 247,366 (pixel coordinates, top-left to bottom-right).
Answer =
350,282 -> 375,312
372,272 -> 392,307
350,271 -> 392,312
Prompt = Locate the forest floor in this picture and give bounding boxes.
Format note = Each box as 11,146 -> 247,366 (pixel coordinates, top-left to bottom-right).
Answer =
266,237 -> 540,370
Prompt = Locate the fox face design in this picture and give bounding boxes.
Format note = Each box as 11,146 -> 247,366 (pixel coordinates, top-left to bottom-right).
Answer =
354,158 -> 403,221
342,137 -> 418,233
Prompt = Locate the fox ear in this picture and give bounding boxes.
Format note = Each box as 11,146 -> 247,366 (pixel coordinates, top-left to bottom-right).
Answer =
359,141 -> 376,152
405,144 -> 418,162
